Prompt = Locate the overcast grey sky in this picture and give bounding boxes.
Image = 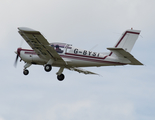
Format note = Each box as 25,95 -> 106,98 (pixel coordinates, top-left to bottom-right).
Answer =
0,0 -> 155,120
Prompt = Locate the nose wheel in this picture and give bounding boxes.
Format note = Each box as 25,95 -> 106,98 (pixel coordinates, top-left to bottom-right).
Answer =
57,74 -> 65,81
23,63 -> 31,75
23,69 -> 29,75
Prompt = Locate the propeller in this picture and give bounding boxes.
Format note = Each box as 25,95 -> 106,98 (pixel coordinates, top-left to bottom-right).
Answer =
14,48 -> 22,67
14,54 -> 19,67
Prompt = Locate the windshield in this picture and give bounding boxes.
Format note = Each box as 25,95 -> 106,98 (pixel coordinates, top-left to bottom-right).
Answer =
50,43 -> 72,53
51,44 -> 64,53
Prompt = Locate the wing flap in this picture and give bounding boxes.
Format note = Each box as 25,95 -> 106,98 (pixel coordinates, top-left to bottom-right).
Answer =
107,48 -> 143,65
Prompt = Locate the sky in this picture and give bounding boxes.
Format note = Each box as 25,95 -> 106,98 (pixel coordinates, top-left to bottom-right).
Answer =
0,0 -> 155,120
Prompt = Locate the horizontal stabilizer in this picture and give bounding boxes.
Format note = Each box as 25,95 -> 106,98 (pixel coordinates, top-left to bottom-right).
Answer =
107,48 -> 143,65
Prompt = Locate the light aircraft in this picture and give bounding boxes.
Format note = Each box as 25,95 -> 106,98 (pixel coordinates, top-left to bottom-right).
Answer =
15,27 -> 143,81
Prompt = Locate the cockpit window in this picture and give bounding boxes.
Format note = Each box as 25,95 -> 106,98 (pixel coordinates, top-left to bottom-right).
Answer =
51,44 -> 64,53
55,45 -> 63,53
50,43 -> 72,53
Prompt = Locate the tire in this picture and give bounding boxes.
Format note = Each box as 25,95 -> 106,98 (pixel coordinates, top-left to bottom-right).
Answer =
44,64 -> 52,72
57,74 -> 65,81
23,69 -> 29,75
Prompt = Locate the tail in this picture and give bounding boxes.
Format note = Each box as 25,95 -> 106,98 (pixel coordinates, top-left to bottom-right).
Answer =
107,29 -> 143,65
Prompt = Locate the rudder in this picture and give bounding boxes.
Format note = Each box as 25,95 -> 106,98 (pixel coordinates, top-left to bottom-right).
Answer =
114,29 -> 141,52
109,29 -> 141,56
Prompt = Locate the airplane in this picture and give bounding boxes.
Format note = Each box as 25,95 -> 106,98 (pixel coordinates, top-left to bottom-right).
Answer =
15,27 -> 143,81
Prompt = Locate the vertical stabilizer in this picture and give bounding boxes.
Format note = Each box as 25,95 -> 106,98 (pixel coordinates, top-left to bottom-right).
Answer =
109,29 -> 141,56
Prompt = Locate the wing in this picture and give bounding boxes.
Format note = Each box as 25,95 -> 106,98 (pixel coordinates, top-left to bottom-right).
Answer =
18,27 -> 65,64
67,67 -> 99,75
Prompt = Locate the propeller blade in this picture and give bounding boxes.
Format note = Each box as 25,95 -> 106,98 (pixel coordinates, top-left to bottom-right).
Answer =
14,48 -> 22,67
14,54 -> 19,67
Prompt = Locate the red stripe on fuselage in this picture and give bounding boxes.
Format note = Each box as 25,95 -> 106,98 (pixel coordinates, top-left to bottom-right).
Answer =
25,52 -> 37,55
19,49 -> 37,55
20,49 -> 34,52
61,53 -> 125,65
65,53 -> 106,60
19,49 -> 125,65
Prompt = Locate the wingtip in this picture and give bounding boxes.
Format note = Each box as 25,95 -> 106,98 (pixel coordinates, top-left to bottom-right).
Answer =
18,27 -> 37,32
126,29 -> 141,33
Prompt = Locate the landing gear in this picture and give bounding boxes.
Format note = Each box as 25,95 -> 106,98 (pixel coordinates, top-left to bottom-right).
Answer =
22,63 -> 66,81
44,59 -> 53,72
57,74 -> 65,81
44,64 -> 52,72
23,63 -> 31,76
56,67 -> 65,81
23,69 -> 29,75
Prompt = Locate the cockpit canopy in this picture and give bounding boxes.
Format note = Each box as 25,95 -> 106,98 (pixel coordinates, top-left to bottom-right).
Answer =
50,42 -> 72,53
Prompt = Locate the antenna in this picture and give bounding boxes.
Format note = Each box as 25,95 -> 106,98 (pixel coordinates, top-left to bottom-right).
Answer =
89,44 -> 98,51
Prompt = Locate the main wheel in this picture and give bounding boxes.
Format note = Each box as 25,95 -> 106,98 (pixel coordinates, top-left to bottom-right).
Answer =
57,74 -> 65,81
23,69 -> 29,75
44,64 -> 52,72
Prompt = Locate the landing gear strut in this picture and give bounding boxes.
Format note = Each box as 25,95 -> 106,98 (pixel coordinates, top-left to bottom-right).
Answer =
23,63 -> 31,75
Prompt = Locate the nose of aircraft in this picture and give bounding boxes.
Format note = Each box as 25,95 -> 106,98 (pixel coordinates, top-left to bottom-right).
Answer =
14,48 -> 22,67
17,48 -> 22,56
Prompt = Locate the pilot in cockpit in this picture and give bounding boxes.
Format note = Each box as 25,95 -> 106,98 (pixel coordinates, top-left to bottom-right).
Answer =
55,45 -> 63,53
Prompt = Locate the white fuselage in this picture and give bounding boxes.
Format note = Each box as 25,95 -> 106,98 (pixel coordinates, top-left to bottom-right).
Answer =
19,45 -> 125,68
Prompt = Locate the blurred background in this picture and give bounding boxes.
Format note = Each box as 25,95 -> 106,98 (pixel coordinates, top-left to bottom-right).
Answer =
0,0 -> 155,120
